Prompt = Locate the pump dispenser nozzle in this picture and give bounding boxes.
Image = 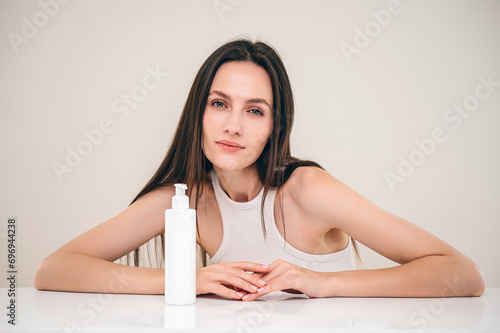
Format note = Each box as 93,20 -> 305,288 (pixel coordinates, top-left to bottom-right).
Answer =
172,183 -> 189,209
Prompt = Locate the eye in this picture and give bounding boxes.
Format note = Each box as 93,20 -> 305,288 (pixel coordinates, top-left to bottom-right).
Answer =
248,109 -> 263,116
212,100 -> 226,108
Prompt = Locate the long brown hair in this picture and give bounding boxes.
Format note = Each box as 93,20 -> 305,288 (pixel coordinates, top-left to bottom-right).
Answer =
123,38 -> 357,267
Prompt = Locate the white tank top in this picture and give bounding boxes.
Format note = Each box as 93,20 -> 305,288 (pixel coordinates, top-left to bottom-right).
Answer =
209,170 -> 356,272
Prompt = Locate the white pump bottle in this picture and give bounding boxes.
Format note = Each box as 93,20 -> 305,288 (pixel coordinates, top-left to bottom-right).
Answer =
165,183 -> 196,305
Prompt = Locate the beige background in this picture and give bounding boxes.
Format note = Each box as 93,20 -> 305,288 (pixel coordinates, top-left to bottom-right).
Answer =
1,0 -> 499,288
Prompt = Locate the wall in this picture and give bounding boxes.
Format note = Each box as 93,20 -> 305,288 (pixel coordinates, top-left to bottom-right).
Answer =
0,0 -> 499,288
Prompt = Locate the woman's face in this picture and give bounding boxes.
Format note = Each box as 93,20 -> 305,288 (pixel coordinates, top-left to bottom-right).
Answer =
202,61 -> 274,172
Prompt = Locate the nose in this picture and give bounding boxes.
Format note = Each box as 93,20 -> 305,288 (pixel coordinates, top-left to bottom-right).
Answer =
224,110 -> 242,136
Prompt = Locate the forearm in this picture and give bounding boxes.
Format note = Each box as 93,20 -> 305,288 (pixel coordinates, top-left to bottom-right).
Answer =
34,252 -> 164,294
326,255 -> 485,298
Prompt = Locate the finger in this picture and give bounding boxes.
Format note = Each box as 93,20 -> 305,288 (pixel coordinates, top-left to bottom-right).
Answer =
218,271 -> 264,294
242,292 -> 261,302
221,267 -> 268,289
212,284 -> 246,300
222,261 -> 270,273
242,264 -> 299,301
242,285 -> 273,302
250,272 -> 267,286
222,284 -> 251,297
255,260 -> 288,283
242,280 -> 282,302
246,279 -> 290,300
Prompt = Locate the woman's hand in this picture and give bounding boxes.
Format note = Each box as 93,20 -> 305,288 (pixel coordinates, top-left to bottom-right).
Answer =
241,259 -> 329,302
196,261 -> 269,300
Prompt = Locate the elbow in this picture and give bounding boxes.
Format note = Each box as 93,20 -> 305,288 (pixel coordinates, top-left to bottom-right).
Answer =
33,260 -> 46,291
451,257 -> 486,297
468,262 -> 486,297
33,257 -> 53,291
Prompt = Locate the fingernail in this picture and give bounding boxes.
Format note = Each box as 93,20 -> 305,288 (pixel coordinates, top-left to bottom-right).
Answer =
236,292 -> 243,298
250,285 -> 258,291
261,265 -> 269,269
257,287 -> 266,293
258,279 -> 266,286
242,294 -> 250,301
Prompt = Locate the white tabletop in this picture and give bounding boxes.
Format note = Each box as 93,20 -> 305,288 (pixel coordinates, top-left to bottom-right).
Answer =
1,288 -> 499,332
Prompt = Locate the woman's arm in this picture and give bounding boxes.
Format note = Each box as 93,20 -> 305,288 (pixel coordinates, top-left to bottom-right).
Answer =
244,167 -> 485,300
34,185 -> 269,297
33,186 -> 172,294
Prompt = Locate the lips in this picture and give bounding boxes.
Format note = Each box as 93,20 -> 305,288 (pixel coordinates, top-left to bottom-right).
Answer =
217,140 -> 243,148
216,140 -> 244,152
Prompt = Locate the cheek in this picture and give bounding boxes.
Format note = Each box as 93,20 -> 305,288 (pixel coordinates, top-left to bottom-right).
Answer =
201,118 -> 210,153
255,124 -> 273,147
202,111 -> 213,142
202,110 -> 221,135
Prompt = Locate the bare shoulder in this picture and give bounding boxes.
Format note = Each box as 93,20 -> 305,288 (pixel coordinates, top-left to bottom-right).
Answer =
286,165 -> 332,184
285,166 -> 341,202
138,181 -> 214,217
133,185 -> 175,211
282,166 -> 357,227
120,185 -> 176,236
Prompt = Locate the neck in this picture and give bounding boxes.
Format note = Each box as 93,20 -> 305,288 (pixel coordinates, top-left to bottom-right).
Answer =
213,166 -> 262,202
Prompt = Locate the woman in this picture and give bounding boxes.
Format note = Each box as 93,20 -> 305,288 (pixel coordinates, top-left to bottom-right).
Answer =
34,39 -> 485,301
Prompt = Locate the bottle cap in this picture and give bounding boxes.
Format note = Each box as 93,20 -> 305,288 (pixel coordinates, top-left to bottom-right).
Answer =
172,183 -> 189,209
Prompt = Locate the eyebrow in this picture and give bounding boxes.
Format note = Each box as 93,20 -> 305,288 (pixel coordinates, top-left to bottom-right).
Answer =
209,90 -> 272,109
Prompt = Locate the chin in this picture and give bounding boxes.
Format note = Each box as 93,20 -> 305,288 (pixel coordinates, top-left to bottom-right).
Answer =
210,157 -> 256,172
204,147 -> 259,171
215,161 -> 246,171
